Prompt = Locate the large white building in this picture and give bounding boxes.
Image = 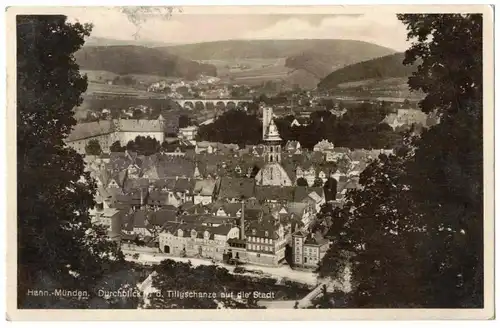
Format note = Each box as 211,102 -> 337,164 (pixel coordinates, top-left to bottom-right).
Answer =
66,115 -> 166,154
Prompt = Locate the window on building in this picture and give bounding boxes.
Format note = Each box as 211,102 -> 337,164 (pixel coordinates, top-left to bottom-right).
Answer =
265,231 -> 269,237
257,253 -> 261,258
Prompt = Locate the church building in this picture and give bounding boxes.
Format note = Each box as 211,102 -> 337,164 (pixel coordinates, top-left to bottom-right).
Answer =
255,107 -> 293,187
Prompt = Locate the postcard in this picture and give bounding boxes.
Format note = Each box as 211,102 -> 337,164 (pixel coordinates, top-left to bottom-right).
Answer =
5,4 -> 494,321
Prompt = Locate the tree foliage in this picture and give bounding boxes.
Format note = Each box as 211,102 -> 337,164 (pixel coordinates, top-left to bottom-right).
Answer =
178,114 -> 191,129
319,14 -> 483,308
110,140 -> 126,153
323,178 -> 338,202
197,109 -> 262,146
313,177 -> 324,187
399,13 -> 483,307
126,136 -> 161,156
198,103 -> 403,150
17,15 -> 124,308
296,177 -> 308,187
85,139 -> 102,155
145,260 -> 310,309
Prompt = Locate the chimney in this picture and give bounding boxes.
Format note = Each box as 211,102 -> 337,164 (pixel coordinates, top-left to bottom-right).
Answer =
240,200 -> 245,240
140,188 -> 144,208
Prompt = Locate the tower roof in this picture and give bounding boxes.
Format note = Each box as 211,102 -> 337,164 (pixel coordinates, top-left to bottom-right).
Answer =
264,119 -> 282,142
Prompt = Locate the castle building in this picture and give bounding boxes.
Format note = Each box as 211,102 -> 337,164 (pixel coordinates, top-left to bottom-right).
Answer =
66,116 -> 166,154
255,107 -> 293,187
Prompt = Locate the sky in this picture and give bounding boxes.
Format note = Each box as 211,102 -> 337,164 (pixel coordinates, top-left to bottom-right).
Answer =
64,6 -> 412,51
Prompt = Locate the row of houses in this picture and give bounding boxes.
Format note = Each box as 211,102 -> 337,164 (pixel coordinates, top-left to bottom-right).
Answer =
86,151 -> 351,194
91,192 -> 326,267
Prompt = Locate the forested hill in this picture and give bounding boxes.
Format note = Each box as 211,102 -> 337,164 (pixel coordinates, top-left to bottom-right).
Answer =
162,39 -> 396,61
317,52 -> 418,90
75,45 -> 217,80
161,39 -> 397,89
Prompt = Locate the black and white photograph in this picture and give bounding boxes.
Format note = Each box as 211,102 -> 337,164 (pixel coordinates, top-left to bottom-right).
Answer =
5,4 -> 494,320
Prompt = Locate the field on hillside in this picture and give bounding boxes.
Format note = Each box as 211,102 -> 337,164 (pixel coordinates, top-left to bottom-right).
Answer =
330,77 -> 425,101
198,58 -> 294,85
81,69 -> 177,85
85,82 -> 150,95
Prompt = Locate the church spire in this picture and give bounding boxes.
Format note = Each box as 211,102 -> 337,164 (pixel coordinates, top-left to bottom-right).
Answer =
262,113 -> 282,163
264,118 -> 282,142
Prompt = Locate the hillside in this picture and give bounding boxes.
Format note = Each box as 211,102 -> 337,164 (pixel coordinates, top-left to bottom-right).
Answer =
317,52 -> 418,90
75,45 -> 217,80
162,39 -> 396,89
161,39 -> 395,61
84,37 -> 177,47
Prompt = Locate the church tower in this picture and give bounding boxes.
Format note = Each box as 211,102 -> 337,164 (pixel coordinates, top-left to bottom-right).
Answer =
263,118 -> 282,163
255,105 -> 292,187
262,106 -> 273,140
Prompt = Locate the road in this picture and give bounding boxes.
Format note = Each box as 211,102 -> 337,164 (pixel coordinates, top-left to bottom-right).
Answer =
123,248 -> 319,286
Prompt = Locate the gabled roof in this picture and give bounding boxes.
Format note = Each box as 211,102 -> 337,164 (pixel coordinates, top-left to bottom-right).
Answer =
286,202 -> 308,217
216,177 -> 255,200
221,202 -> 242,216
255,186 -> 295,203
153,178 -> 177,191
243,208 -> 263,221
124,209 -> 150,230
293,230 -> 309,238
304,232 -> 329,246
156,157 -> 195,178
174,178 -> 195,193
148,209 -> 177,226
245,216 -> 282,240
142,164 -> 160,180
67,120 -> 113,142
115,119 -> 164,133
161,221 -> 235,240
193,179 -> 217,196
147,190 -> 169,206
285,140 -> 301,150
179,202 -> 208,215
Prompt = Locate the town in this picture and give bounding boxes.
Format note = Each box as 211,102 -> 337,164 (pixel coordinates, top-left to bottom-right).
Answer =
67,96 -> 415,275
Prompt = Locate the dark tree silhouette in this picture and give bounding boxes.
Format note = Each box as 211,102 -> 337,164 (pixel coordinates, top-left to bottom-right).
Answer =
132,108 -> 144,119
17,15 -> 123,308
110,140 -> 125,153
399,13 -> 484,307
323,178 -> 338,202
250,164 -> 260,178
85,139 -> 102,155
197,109 -> 262,146
313,177 -> 324,187
319,14 -> 484,308
178,114 -> 191,128
126,136 -> 161,156
146,260 -> 309,309
296,177 -> 308,187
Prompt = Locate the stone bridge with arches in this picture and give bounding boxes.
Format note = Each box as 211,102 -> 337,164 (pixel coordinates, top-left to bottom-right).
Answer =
173,98 -> 252,110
